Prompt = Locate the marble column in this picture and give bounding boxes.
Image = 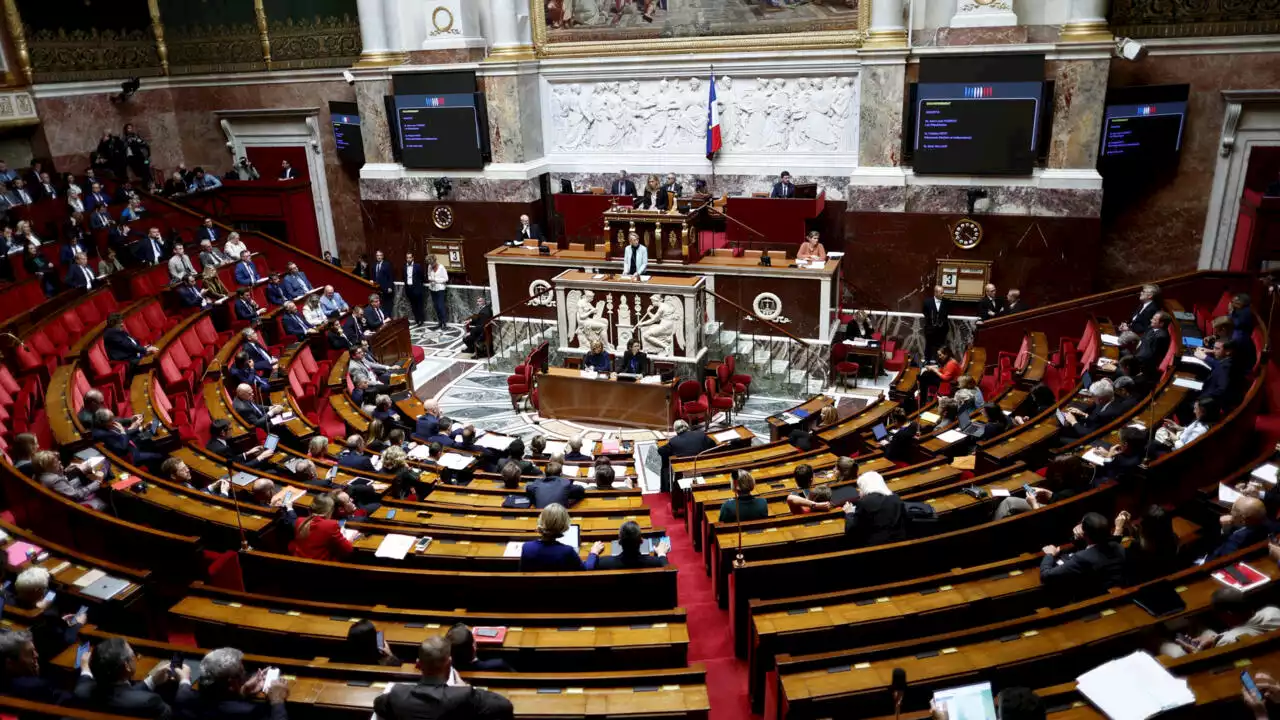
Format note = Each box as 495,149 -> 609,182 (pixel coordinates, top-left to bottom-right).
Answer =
1045,59 -> 1110,170
487,0 -> 535,59
857,60 -> 906,168
355,0 -> 404,65
863,0 -> 907,49
1060,0 -> 1112,42
482,66 -> 542,164
355,76 -> 393,165
951,0 -> 1017,28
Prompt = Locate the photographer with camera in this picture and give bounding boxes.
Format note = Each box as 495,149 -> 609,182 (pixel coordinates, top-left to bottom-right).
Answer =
234,156 -> 260,181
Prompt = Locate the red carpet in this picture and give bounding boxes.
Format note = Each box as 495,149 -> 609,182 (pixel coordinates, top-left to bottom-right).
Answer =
645,494 -> 755,719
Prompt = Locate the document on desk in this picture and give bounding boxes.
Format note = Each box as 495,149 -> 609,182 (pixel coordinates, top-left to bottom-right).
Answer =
1251,463 -> 1280,484
375,534 -> 417,560
919,411 -> 941,424
1081,449 -> 1112,466
1218,483 -> 1244,505
408,445 -> 432,460
936,429 -> 968,444
544,440 -> 567,457
475,433 -> 514,451
437,453 -> 473,471
503,541 -> 522,558
340,528 -> 360,543
73,569 -> 106,588
1172,377 -> 1204,390
713,429 -> 742,443
639,275 -> 651,282
1076,651 -> 1194,720
1100,333 -> 1120,346
1180,355 -> 1210,369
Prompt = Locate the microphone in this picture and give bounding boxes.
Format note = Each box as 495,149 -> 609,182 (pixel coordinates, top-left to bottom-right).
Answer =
891,667 -> 907,719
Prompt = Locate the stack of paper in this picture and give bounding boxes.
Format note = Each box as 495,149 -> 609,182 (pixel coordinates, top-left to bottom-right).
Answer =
1082,449 -> 1113,466
1076,651 -> 1194,720
778,412 -> 801,424
1251,463 -> 1279,484
936,429 -> 968,444
438,453 -> 473,471
1180,355 -> 1210,369
74,569 -> 107,588
543,440 -> 567,457
1100,333 -> 1121,346
408,445 -> 433,460
919,411 -> 941,424
1172,377 -> 1204,390
476,434 -> 514,451
374,534 -> 417,560
712,429 -> 741,443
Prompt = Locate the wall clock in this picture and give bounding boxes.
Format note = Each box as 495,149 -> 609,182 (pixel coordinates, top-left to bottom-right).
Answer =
433,205 -> 455,230
951,217 -> 983,250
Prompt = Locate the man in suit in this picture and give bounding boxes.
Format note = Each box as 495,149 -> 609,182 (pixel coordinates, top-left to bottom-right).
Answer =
1039,511 -> 1125,601
280,301 -> 313,341
1200,339 -> 1246,408
0,630 -> 74,705
134,227 -> 167,266
525,460 -> 585,508
657,419 -> 715,492
278,159 -> 298,180
596,521 -> 670,569
662,172 -> 683,198
197,217 -> 220,245
231,288 -> 259,322
403,252 -> 426,326
91,409 -> 164,468
1206,495 -> 1270,562
364,293 -> 389,330
240,328 -> 277,373
1062,379 -> 1130,438
64,252 -> 97,290
198,239 -> 230,269
1004,288 -> 1028,315
74,637 -> 186,719
233,251 -> 260,286
610,170 -> 636,196
177,274 -> 208,308
232,383 -> 285,429
91,205 -> 116,230
34,172 -> 58,201
176,647 -> 288,720
319,285 -> 349,316
83,182 -> 110,212
103,313 -> 156,371
167,243 -> 196,283
7,178 -> 33,206
515,214 -> 545,245
261,273 -> 286,306
445,624 -> 515,672
978,283 -> 1005,322
78,389 -> 105,429
372,250 -> 395,309
204,419 -> 272,466
1094,425 -> 1147,484
349,346 -> 393,386
341,311 -> 367,348
373,635 -> 512,720
621,231 -> 648,277
338,435 -> 377,472
921,284 -> 950,360
1133,311 -> 1172,373
770,171 -> 796,198
1121,283 -> 1161,334
281,262 -> 314,299
462,296 -> 493,357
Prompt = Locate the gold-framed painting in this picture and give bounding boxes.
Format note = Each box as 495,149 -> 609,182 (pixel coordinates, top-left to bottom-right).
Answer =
532,0 -> 868,58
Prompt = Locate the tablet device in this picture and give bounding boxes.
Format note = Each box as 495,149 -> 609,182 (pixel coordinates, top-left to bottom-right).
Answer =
931,681 -> 997,720
871,424 -> 888,441
1183,336 -> 1203,348
263,434 -> 280,452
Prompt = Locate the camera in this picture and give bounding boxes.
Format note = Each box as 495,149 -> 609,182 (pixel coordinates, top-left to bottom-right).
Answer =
342,70 -> 355,86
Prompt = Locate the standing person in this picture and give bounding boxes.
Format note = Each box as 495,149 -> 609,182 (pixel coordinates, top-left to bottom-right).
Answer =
403,252 -> 425,326
621,232 -> 647,278
122,124 -> 151,181
427,254 -> 449,331
352,253 -> 369,279
372,250 -> 394,309
922,284 -> 950,360
979,283 -> 1005,321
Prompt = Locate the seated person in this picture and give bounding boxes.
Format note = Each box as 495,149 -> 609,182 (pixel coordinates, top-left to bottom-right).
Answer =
529,435 -> 548,460
364,294 -> 390,330
103,312 -> 158,372
1062,379 -> 1127,438
281,262 -> 314,298
462,296 -> 492,357
525,462 -> 585,508
1160,587 -> 1280,658
231,383 -> 286,429
14,567 -> 86,666
1115,504 -> 1181,586
582,340 -> 611,373
617,339 -> 650,375
1039,511 -> 1125,600
499,461 -> 524,491
883,408 -> 920,463
841,472 -> 907,547
176,273 -> 207,308
90,409 -> 164,469
796,230 -> 826,262
504,438 -> 537,475
0,630 -> 73,704
994,454 -> 1091,520
349,346 -> 393,386
182,648 -> 289,718
953,375 -> 984,412
519,504 -> 603,572
977,401 -> 1009,438
324,318 -> 352,351
1092,425 -> 1148,484
446,623 -> 515,671
1012,383 -> 1057,425
77,390 -> 105,429
289,493 -> 358,560
204,418 -> 273,466
1199,338 -> 1247,408
302,295 -> 327,327
233,251 -> 261,286
1205,495 -> 1270,563
264,273 -> 287,306
596,520 -> 671,570
337,435 -> 377,472
719,471 -> 768,523
373,637 -> 509,720
75,636 -> 188,718
564,437 -> 591,462
593,463 -> 617,490
337,619 -> 400,666
917,346 -> 961,401
413,399 -> 450,444
786,464 -> 833,514
232,288 -> 262,322
32,450 -> 104,510
9,432 -> 39,475
371,394 -> 408,431
1162,396 -> 1220,449
319,285 -> 349,316
788,405 -> 839,452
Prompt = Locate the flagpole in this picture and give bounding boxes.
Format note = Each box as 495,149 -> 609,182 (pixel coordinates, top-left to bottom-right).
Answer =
709,65 -> 717,194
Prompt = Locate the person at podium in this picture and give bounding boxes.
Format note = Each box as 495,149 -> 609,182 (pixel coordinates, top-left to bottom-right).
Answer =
771,170 -> 796,198
622,232 -> 648,277
618,338 -> 650,375
583,340 -> 611,373
610,170 -> 636,196
635,175 -> 668,211
662,173 -> 682,197
796,231 -> 826,262
515,214 -> 544,245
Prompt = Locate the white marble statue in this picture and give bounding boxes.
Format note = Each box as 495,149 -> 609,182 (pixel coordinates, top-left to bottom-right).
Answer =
634,294 -> 684,357
567,289 -> 611,350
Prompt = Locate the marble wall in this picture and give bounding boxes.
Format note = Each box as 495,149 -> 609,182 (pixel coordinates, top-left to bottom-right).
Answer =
1104,52 -> 1280,288
553,172 -> 852,201
482,72 -> 542,165
1045,59 -> 1110,170
858,62 -> 906,168
847,183 -> 1103,218
34,78 -> 367,261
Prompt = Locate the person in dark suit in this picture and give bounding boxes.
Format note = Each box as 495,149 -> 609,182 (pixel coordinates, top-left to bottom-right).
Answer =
1062,379 -> 1129,438
1004,288 -> 1029,315
278,160 -> 298,180
232,383 -> 285,429
463,296 -> 493,357
229,352 -> 268,392
233,251 -> 261,286
1121,283 -> 1161,334
515,214 -> 545,244
403,252 -> 426,326
23,243 -> 55,297
1230,293 -> 1255,344
596,520 -> 670,569
176,647 -> 289,720
341,311 -> 366,348
281,262 -> 314,299
83,182 -> 110,212
326,318 -> 353,351
204,419 -> 273,466
372,250 -> 394,309
661,172 -> 683,198
74,637 -> 185,720
770,170 -> 796,198
1133,311 -> 1172,374
415,401 -> 445,442
133,227 -> 167,266
337,435 -> 377,472
658,419 -> 715,492
610,170 -> 636,196
373,636 -> 512,720
107,222 -> 135,253
1200,338 -> 1246,408
103,313 -> 156,370
364,294 -> 390,330
841,472 -> 907,547
519,504 -> 602,572
77,389 -> 105,429
279,301 -> 312,341
232,288 -> 260,323
842,310 -> 876,340
446,624 -> 515,672
0,630 -> 74,705
583,340 -> 611,373
64,252 -> 97,290
921,284 -> 950,360
176,274 -> 207,308
978,283 -> 1005,321
263,274 -> 287,306
197,217 -> 220,245
1093,425 -> 1148,485
525,462 -> 585,509
1039,511 -> 1125,601
634,175 -> 668,211
91,409 -> 164,468
1205,495 -> 1270,562
617,338 -> 650,375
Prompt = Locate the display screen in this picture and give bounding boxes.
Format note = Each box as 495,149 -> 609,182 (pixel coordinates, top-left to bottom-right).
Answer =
393,93 -> 484,169
1098,85 -> 1190,172
329,101 -> 364,165
912,54 -> 1046,176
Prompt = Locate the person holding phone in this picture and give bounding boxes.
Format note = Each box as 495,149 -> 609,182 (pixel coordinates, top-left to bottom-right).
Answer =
74,637 -> 189,718
289,494 -> 357,560
519,504 -> 603,572
595,521 -> 670,569
339,619 -> 399,666
373,636 -> 512,720
446,624 -> 515,672
1242,671 -> 1280,719
1161,587 -> 1280,658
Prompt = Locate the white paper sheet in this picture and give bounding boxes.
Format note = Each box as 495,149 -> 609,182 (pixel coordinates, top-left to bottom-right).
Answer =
712,430 -> 741,443
1251,463 -> 1279,484
437,453 -> 473,470
936,429 -> 968,444
503,541 -> 523,558
73,569 -> 106,588
475,433 -> 514,451
1218,483 -> 1244,505
374,534 -> 417,560
1180,355 -> 1211,369
1100,333 -> 1120,346
1076,651 -> 1194,720
1082,449 -> 1112,466
1172,377 -> 1204,390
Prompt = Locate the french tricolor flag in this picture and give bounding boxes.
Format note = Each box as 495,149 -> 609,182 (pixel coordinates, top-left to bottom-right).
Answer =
706,73 -> 722,160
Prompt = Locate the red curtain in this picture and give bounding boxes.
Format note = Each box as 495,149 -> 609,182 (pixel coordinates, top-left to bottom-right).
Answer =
246,146 -> 309,180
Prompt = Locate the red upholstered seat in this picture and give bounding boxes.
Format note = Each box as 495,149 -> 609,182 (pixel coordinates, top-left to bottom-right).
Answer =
725,355 -> 752,399
181,330 -> 214,367
507,365 -> 532,411
195,316 -> 224,347
833,345 -> 861,389
705,377 -> 734,423
158,352 -> 195,402
677,380 -> 708,427
142,301 -> 176,334
882,339 -> 907,374
88,341 -> 126,400
124,312 -> 152,345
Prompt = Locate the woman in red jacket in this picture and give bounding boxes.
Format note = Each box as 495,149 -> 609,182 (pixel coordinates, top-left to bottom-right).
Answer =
918,346 -> 962,402
289,494 -> 357,560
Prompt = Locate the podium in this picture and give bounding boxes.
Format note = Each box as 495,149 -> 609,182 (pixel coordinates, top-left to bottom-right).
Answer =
553,270 -> 706,363
369,317 -> 412,365
602,207 -> 704,264
724,194 -> 826,247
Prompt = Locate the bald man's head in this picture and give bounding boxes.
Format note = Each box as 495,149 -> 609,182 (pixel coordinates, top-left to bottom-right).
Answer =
235,384 -> 253,400
1233,496 -> 1268,527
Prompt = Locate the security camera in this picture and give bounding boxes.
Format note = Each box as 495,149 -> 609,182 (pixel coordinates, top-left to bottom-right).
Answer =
342,70 -> 355,85
1114,37 -> 1147,61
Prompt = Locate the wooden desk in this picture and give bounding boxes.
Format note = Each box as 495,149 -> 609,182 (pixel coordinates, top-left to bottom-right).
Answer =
766,395 -> 834,442
537,368 -> 675,430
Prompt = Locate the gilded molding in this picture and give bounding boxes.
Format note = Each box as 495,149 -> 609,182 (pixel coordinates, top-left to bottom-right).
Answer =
2,0 -> 30,85
1109,0 -> 1280,39
531,0 -> 867,58
1059,20 -> 1113,43
147,0 -> 169,76
253,0 -> 272,70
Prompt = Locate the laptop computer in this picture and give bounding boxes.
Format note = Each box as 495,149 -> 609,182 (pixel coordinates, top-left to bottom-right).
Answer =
871,423 -> 888,442
1134,580 -> 1187,618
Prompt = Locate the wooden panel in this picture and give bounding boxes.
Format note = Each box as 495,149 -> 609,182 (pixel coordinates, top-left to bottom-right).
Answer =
538,367 -> 674,429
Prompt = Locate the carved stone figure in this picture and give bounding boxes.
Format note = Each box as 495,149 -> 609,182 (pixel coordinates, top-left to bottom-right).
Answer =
567,289 -> 611,350
634,294 -> 685,356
